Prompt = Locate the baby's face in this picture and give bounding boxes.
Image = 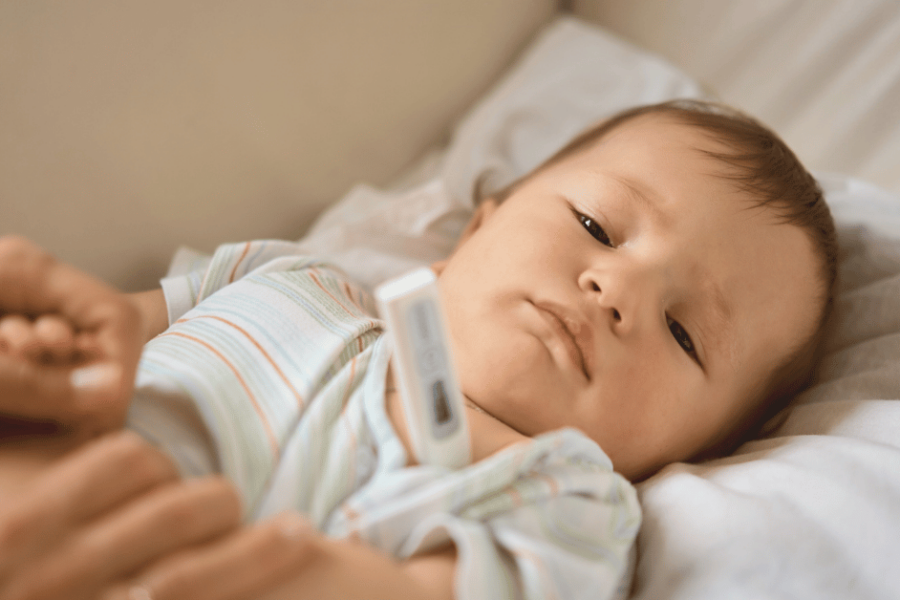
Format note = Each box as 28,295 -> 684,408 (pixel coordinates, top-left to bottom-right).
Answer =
435,115 -> 821,480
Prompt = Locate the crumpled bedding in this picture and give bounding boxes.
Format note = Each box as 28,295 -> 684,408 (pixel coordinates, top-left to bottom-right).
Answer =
170,15 -> 900,599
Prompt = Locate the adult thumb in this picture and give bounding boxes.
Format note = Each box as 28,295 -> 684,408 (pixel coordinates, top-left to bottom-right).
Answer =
0,356 -> 125,426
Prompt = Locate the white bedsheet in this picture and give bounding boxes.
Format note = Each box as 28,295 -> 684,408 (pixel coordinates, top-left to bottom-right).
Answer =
240,16 -> 900,599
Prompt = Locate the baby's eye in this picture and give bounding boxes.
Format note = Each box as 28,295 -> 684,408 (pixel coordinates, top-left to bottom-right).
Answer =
572,209 -> 613,247
667,316 -> 698,361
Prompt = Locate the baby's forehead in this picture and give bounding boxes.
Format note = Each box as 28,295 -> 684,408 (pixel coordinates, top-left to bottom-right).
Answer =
559,122 -> 753,207
611,114 -> 731,161
557,115 -> 734,185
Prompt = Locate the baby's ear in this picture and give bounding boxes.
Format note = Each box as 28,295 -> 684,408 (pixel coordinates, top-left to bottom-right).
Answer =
431,198 -> 499,277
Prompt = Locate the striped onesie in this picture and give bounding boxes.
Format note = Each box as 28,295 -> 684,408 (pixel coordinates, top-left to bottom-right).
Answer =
127,240 -> 641,600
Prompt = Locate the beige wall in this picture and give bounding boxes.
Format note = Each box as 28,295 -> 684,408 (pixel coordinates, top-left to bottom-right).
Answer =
1,1 -> 556,289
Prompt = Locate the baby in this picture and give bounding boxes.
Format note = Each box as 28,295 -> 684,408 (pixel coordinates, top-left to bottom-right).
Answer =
0,99 -> 837,600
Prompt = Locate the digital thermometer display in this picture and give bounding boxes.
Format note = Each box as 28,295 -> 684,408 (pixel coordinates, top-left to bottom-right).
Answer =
376,269 -> 470,468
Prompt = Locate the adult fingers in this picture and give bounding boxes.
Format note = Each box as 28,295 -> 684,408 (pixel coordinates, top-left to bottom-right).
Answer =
0,354 -> 84,421
78,476 -> 242,582
0,431 -> 178,578
34,431 -> 182,524
0,315 -> 36,357
30,240 -> 143,384
0,357 -> 129,435
33,315 -> 78,362
0,236 -> 118,320
0,334 -> 132,429
0,236 -> 57,314
65,293 -> 142,410
3,476 -> 242,600
0,314 -> 77,365
0,236 -> 142,419
49,282 -> 142,427
107,512 -> 317,600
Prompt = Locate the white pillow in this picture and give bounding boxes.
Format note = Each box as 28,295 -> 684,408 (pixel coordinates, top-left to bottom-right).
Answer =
293,15 -> 900,599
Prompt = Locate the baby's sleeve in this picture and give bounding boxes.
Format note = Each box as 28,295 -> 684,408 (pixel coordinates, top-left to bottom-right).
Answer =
398,437 -> 642,600
159,240 -> 328,324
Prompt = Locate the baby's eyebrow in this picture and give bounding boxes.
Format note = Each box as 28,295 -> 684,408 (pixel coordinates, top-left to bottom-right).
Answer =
615,176 -> 668,226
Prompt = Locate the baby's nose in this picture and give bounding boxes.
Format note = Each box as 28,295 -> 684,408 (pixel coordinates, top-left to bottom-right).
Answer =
580,273 -> 623,323
580,268 -> 653,334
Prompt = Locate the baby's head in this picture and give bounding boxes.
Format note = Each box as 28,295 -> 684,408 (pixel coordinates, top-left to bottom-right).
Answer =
434,100 -> 837,480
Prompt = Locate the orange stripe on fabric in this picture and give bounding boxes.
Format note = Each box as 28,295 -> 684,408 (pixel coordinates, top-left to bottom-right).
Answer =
309,268 -> 378,332
342,282 -> 357,309
229,242 -> 252,283
308,269 -> 360,320
534,472 -> 560,497
181,315 -> 305,409
161,331 -> 280,459
506,486 -> 523,508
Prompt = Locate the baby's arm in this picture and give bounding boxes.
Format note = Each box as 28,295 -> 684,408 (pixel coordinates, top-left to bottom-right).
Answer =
127,288 -> 169,343
261,532 -> 456,600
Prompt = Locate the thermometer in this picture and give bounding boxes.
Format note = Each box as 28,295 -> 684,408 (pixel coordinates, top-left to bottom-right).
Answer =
375,268 -> 471,469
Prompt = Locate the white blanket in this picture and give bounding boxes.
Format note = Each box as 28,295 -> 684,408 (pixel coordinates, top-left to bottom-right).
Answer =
221,16 -> 900,599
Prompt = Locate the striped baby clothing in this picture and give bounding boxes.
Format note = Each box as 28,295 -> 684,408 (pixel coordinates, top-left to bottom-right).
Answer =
127,239 -> 641,600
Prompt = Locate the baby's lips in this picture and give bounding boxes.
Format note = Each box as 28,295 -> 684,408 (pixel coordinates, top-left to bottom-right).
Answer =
533,300 -> 595,379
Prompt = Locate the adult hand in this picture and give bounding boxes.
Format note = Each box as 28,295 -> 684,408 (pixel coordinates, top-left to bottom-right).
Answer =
102,509 -> 319,600
0,431 -> 244,600
0,235 -> 143,433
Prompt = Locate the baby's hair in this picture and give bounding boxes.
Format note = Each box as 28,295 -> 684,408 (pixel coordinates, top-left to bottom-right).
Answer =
487,99 -> 839,455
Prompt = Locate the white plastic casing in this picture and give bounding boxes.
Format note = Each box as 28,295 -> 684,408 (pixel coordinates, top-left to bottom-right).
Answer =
375,268 -> 471,469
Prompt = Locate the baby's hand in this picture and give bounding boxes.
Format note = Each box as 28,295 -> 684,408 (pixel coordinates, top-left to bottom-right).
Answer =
0,236 -> 143,434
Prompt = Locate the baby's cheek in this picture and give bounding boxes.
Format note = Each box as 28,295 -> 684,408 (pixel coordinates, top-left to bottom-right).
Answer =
461,334 -> 569,433
598,347 -> 695,431
458,331 -> 538,396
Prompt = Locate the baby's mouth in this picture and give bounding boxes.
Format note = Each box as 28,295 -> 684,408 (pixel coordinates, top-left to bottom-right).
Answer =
532,302 -> 591,380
